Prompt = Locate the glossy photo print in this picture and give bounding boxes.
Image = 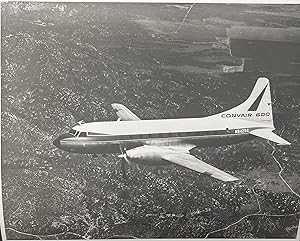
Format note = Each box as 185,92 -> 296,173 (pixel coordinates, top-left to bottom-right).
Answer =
1,1 -> 300,240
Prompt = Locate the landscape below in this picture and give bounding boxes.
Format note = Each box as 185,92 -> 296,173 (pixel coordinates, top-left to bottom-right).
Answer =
1,3 -> 300,239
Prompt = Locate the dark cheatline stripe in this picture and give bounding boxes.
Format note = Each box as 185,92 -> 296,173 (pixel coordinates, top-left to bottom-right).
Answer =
67,129 -> 253,142
88,132 -> 108,136
248,85 -> 267,111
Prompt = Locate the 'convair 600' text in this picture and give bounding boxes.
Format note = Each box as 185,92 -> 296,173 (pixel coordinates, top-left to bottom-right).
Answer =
221,112 -> 270,118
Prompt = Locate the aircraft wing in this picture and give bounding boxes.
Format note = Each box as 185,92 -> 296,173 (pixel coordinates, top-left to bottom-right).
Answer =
111,103 -> 141,121
250,129 -> 291,145
162,152 -> 238,182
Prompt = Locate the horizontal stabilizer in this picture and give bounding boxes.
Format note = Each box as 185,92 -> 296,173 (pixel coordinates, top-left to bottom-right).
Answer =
162,153 -> 238,182
250,129 -> 291,145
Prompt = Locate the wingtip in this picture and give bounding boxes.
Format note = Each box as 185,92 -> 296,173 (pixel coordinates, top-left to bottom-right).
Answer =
277,137 -> 291,146
226,177 -> 239,182
256,77 -> 270,86
111,103 -> 125,109
257,76 -> 270,81
278,141 -> 291,146
216,174 -> 239,182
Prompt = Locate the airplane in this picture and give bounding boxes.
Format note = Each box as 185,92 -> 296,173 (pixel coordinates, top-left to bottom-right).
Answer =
53,77 -> 291,182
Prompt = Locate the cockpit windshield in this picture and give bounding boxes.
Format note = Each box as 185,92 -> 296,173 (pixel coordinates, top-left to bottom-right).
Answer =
69,129 -> 77,136
69,129 -> 87,137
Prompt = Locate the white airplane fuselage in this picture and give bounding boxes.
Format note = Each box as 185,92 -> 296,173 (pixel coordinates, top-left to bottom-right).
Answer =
53,115 -> 269,164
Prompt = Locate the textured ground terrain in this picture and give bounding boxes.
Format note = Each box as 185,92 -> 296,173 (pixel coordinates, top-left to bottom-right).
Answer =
1,2 -> 300,239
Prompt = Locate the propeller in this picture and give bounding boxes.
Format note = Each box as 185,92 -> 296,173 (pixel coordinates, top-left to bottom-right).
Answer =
118,145 -> 131,163
118,145 -> 130,180
118,153 -> 130,164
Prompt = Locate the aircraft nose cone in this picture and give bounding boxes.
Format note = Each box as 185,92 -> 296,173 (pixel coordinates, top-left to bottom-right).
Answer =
53,133 -> 73,149
53,136 -> 62,148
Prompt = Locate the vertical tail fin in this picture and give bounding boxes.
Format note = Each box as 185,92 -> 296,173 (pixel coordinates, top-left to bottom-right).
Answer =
221,77 -> 274,127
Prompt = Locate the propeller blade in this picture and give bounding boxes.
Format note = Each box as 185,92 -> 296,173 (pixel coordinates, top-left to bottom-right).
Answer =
123,155 -> 131,165
119,145 -> 126,154
118,145 -> 131,164
121,159 -> 127,180
119,144 -> 130,180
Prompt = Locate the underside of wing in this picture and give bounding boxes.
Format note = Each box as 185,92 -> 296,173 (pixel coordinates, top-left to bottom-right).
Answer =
154,144 -> 196,153
111,103 -> 141,121
250,129 -> 291,145
162,152 -> 238,182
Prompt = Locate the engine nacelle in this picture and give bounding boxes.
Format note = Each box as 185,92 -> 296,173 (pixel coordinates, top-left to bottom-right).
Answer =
125,146 -> 171,166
